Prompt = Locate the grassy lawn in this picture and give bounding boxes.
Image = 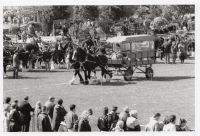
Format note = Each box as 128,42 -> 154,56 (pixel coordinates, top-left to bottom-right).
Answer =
3,59 -> 195,131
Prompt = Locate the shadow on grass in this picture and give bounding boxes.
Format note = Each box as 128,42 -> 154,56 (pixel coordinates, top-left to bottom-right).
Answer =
131,76 -> 194,82
100,80 -> 136,86
4,76 -> 45,79
27,69 -> 69,73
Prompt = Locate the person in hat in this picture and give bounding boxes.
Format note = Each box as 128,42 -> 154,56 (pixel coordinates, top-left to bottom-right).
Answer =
65,104 -> 78,132
13,50 -> 20,79
37,106 -> 52,132
51,98 -> 67,131
176,118 -> 190,131
18,96 -> 34,132
44,97 -> 56,120
145,113 -> 162,131
82,35 -> 95,54
97,107 -> 110,131
8,102 -> 22,132
108,106 -> 119,131
126,110 -> 141,131
119,106 -> 130,131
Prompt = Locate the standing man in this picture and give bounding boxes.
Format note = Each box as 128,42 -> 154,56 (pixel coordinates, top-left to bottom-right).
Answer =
51,99 -> 67,131
18,96 -> 34,132
42,48 -> 52,71
13,50 -> 20,79
44,97 -> 55,120
163,39 -> 172,64
66,104 -> 79,132
37,106 -> 52,132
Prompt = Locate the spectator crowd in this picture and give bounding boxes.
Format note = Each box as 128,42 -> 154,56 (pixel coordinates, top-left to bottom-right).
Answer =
3,96 -> 191,132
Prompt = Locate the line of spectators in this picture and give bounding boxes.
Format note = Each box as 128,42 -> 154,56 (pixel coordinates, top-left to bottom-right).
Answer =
158,35 -> 193,64
3,96 -> 191,132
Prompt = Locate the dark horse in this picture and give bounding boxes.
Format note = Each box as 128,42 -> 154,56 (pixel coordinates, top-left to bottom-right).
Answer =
69,47 -> 112,85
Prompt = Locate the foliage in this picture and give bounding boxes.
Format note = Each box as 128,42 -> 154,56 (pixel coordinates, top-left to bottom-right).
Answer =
3,5 -> 195,35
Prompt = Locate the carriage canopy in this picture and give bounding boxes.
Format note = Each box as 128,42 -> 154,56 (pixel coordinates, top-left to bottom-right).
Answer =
106,35 -> 155,52
106,34 -> 155,44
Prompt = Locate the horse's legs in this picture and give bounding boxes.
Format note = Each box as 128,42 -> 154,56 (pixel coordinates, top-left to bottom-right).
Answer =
83,70 -> 89,85
88,70 -> 91,79
69,69 -> 84,85
77,70 -> 84,83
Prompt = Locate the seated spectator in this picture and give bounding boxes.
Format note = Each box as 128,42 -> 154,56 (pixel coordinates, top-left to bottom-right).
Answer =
97,107 -> 110,131
112,120 -> 124,132
34,101 -> 42,131
88,108 -> 99,131
8,102 -> 22,132
37,106 -> 52,132
44,97 -> 56,120
58,120 -> 68,132
108,106 -> 119,130
119,106 -> 130,131
176,118 -> 190,131
145,113 -> 162,131
66,104 -> 78,132
3,97 -> 12,132
163,115 -> 177,132
126,110 -> 141,131
78,111 -> 91,132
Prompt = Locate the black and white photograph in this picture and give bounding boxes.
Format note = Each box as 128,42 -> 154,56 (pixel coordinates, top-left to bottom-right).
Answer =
2,2 -> 196,133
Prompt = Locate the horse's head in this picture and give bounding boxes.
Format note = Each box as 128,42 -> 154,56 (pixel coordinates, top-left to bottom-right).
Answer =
72,47 -> 87,62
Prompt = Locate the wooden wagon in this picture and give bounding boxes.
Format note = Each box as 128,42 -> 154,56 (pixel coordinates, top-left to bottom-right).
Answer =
106,34 -> 156,81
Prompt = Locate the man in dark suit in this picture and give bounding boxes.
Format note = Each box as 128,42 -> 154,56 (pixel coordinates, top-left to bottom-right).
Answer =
18,96 -> 34,132
51,98 -> 67,131
37,106 -> 52,132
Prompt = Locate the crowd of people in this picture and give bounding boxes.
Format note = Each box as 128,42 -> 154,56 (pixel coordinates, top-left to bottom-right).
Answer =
157,35 -> 194,64
3,96 -> 191,132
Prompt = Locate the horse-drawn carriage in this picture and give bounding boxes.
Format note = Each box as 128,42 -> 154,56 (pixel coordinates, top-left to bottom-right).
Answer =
106,34 -> 156,81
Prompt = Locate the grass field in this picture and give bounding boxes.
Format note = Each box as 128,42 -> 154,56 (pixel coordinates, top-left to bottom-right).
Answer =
3,59 -> 195,131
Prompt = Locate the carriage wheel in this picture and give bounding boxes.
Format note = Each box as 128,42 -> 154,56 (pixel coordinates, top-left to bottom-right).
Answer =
124,67 -> 133,81
145,67 -> 154,79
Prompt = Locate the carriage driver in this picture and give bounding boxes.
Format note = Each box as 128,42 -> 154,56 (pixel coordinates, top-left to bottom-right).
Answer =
82,34 -> 96,54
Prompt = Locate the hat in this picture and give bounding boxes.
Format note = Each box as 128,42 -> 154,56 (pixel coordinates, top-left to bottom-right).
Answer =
103,107 -> 109,115
130,110 -> 138,118
49,96 -> 55,101
123,106 -> 129,113
112,106 -> 118,111
24,96 -> 29,100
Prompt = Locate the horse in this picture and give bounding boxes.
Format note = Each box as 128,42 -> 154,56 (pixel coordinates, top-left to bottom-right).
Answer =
69,46 -> 112,85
